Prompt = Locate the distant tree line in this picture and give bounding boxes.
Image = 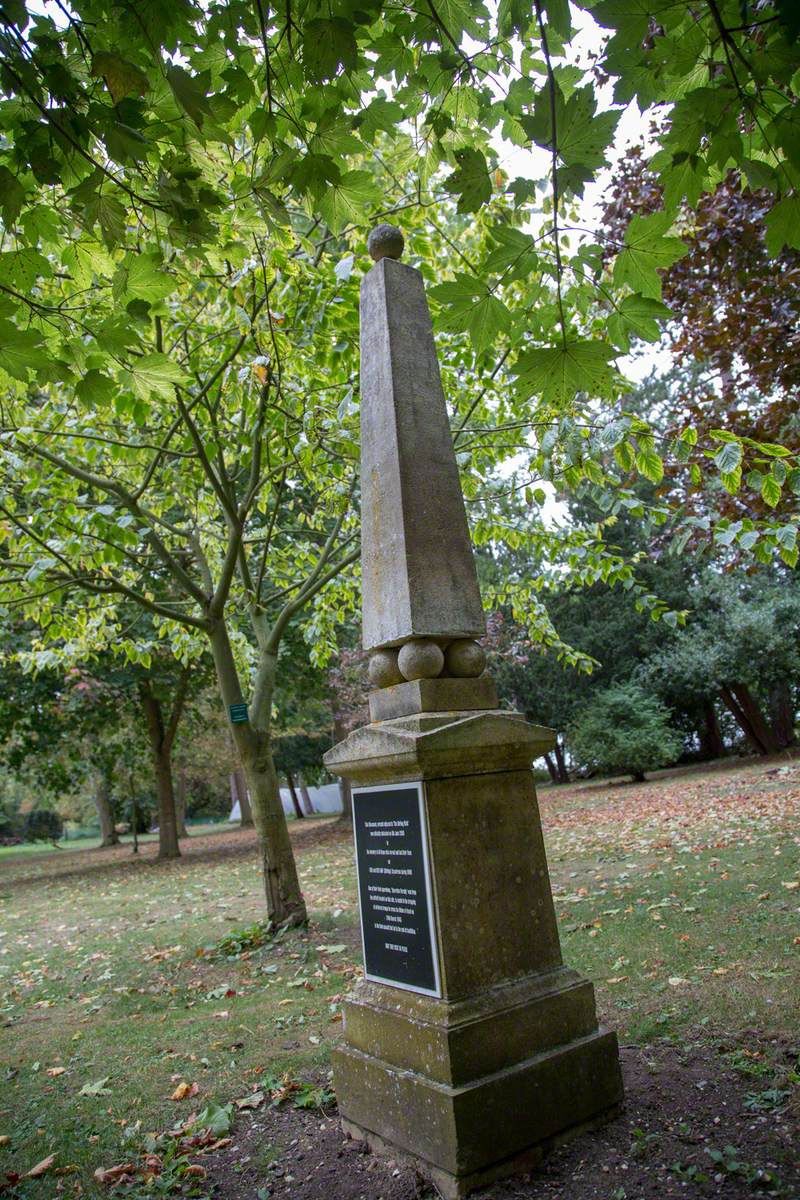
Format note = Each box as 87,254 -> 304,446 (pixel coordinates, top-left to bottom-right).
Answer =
486,512 -> 798,783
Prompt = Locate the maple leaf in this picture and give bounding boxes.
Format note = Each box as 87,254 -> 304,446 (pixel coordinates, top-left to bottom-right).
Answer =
444,148 -> 493,213
90,52 -> 149,104
613,211 -> 687,299
608,294 -> 672,352
764,196 -> 800,257
316,171 -> 378,233
514,339 -> 617,405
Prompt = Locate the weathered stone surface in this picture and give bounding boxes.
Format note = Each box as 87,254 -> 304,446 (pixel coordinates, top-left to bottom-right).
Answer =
425,767 -> 562,999
326,711 -> 623,1192
368,649 -> 403,688
367,676 -> 499,722
324,708 -> 553,784
334,1026 -> 623,1190
398,638 -> 445,680
367,222 -> 405,262
341,967 -> 599,1085
444,638 -> 486,677
360,257 -> 485,652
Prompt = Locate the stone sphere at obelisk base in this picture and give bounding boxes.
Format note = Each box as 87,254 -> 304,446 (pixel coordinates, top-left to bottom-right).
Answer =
444,638 -> 486,677
368,648 -> 404,689
397,639 -> 444,680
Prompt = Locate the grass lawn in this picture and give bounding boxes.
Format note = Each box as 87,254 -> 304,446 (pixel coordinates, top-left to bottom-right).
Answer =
0,761 -> 798,1198
0,823 -> 239,861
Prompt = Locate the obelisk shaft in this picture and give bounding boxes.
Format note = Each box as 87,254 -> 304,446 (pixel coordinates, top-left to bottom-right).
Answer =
360,257 -> 485,653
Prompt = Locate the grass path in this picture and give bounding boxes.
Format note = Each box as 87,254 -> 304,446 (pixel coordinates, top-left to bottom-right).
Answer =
0,760 -> 798,1197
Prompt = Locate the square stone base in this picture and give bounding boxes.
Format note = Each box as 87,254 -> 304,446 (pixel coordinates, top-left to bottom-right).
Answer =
341,1104 -> 622,1199
369,675 -> 498,722
325,711 -> 623,1196
334,1024 -> 622,1197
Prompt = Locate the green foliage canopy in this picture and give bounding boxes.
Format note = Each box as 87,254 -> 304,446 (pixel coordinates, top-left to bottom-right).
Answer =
0,0 -> 797,566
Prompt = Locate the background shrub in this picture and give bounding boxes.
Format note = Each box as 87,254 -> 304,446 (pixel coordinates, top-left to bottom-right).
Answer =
569,683 -> 683,782
23,809 -> 64,844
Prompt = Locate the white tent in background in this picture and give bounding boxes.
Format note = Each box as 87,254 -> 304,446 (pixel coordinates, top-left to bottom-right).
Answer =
229,782 -> 343,822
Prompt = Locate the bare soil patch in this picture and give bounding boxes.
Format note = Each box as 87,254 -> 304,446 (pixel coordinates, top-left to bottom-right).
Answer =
204,1040 -> 800,1200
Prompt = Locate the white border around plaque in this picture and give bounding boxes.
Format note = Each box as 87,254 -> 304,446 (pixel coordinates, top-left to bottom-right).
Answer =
351,780 -> 442,998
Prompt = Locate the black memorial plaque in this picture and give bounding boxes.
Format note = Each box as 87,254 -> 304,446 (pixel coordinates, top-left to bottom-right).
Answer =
352,782 -> 440,996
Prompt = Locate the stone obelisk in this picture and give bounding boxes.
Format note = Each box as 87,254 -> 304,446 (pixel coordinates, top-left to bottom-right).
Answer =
323,225 -> 623,1198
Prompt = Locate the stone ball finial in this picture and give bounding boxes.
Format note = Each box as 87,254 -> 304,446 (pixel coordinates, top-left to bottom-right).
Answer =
398,638 -> 444,681
444,638 -> 486,678
368,648 -> 403,689
368,223 -> 404,262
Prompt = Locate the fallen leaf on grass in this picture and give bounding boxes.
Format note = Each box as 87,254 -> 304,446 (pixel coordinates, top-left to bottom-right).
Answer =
93,1162 -> 136,1185
667,976 -> 690,987
235,1091 -> 265,1110
27,1154 -> 56,1178
46,1067 -> 66,1077
189,1101 -> 233,1136
79,1077 -> 111,1096
170,1081 -> 199,1102
316,944 -> 346,954
781,880 -> 799,890
0,1136 -> 9,1146
605,976 -> 628,984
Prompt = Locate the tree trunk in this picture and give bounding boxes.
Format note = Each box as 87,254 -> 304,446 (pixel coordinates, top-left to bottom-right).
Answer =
138,678 -> 185,860
285,770 -> 304,818
332,719 -> 352,822
153,743 -> 180,858
769,682 -> 795,749
543,752 -> 559,784
209,621 -> 306,926
242,743 -> 307,925
175,770 -> 188,838
229,768 -> 253,825
553,738 -> 570,783
720,683 -> 781,755
299,777 -> 314,815
720,685 -> 764,753
237,770 -> 253,825
699,699 -> 725,760
338,776 -> 352,822
227,731 -> 253,826
94,769 -> 119,847
632,770 -> 646,782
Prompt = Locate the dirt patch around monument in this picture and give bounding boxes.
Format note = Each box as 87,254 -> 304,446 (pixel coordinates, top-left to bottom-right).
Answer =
202,1038 -> 799,1200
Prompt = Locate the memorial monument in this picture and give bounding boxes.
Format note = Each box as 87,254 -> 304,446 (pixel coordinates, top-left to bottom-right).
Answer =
323,224 -> 623,1197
